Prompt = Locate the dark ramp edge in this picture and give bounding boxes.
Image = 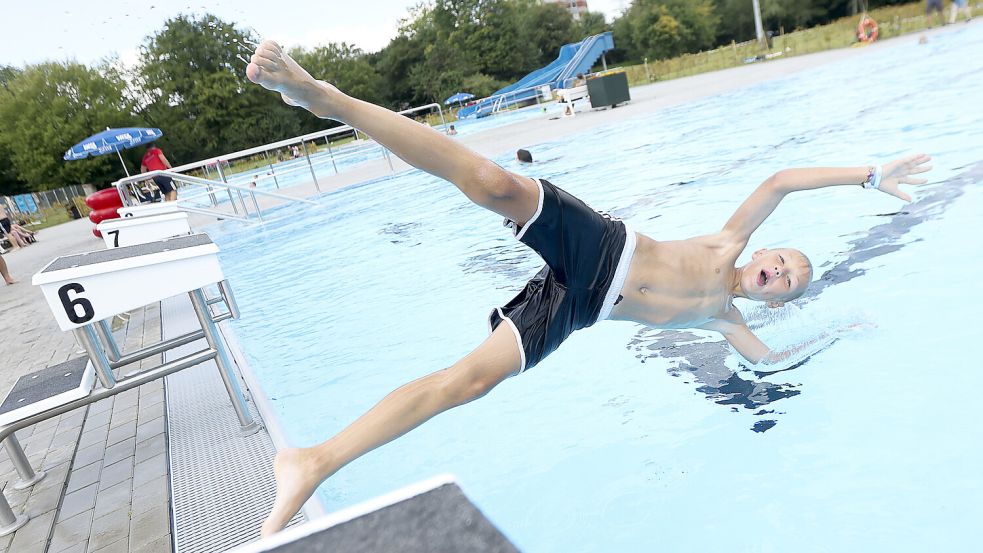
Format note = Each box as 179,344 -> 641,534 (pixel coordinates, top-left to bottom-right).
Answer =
268,483 -> 521,553
0,357 -> 90,416
42,233 -> 213,272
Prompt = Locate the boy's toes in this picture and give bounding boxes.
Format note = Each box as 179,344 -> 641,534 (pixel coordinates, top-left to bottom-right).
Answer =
245,63 -> 261,83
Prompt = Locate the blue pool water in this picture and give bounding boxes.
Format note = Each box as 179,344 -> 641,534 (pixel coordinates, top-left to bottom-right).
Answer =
206,26 -> 982,552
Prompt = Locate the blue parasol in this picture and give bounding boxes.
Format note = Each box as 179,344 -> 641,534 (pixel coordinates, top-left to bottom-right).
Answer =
64,127 -> 163,176
443,92 -> 475,106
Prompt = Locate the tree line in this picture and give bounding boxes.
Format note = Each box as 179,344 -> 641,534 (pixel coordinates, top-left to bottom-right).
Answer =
0,0 -> 912,194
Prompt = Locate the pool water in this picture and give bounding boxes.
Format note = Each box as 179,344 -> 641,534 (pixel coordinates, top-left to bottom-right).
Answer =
205,26 -> 983,552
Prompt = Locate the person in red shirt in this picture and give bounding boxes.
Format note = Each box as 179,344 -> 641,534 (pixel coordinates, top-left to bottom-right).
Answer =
140,142 -> 177,201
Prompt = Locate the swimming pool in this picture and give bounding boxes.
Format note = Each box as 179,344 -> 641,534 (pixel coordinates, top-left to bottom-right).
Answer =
206,26 -> 982,552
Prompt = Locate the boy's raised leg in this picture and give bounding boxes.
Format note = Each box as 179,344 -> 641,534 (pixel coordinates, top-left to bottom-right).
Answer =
245,40 -> 539,225
260,324 -> 522,536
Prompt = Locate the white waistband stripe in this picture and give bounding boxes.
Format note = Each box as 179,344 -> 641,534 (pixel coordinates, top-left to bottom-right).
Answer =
597,224 -> 636,322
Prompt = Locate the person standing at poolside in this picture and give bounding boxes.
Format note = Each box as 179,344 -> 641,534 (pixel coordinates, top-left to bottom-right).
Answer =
244,40 -> 932,536
0,254 -> 15,285
950,0 -> 972,23
140,142 -> 177,201
926,0 -> 946,27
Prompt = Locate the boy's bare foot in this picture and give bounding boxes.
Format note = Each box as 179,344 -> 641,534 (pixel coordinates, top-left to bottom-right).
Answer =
245,40 -> 340,118
4,279 -> 15,285
260,447 -> 334,537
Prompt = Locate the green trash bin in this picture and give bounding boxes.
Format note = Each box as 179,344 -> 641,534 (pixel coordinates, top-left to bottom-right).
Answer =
587,71 -> 631,109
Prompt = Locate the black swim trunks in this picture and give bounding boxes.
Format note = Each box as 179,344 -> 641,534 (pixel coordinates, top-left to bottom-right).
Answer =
488,179 -> 636,374
152,175 -> 175,195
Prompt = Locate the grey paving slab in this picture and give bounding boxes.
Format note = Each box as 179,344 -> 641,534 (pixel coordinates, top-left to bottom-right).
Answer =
24,479 -> 63,518
102,437 -> 135,467
97,457 -> 133,492
90,538 -> 129,553
48,509 -> 93,553
7,509 -> 54,550
55,543 -> 88,553
105,420 -> 136,448
134,433 -> 166,465
86,507 -> 130,552
77,424 -> 109,451
132,453 -> 166,488
132,533 -> 171,553
135,416 -> 165,445
92,478 -> 130,522
130,475 -> 167,517
72,443 -> 106,471
58,483 -> 98,521
65,461 -> 103,494
128,504 -> 169,552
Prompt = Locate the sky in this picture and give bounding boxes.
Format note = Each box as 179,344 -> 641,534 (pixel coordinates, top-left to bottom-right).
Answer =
0,0 -> 629,68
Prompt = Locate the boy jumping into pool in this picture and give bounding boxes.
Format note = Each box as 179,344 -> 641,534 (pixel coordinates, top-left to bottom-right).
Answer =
245,40 -> 931,536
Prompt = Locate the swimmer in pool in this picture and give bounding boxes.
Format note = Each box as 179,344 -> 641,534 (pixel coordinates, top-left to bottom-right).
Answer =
245,40 -> 932,536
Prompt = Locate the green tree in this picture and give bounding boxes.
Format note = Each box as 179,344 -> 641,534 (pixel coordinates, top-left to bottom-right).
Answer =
136,13 -> 311,163
291,43 -> 385,106
459,72 -> 509,98
517,0 -> 577,69
374,34 -> 429,109
572,11 -> 611,40
0,62 -> 135,189
614,0 -> 719,61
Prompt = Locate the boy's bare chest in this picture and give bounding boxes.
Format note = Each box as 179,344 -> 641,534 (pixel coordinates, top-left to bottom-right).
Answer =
609,236 -> 734,328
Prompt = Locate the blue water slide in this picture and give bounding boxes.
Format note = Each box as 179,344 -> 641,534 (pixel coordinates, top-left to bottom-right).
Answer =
458,32 -> 615,119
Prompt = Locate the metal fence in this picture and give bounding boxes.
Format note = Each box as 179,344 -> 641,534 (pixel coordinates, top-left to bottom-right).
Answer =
2,185 -> 89,220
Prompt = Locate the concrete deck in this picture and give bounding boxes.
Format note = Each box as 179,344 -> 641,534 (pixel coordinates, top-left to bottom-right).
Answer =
0,23 -> 965,552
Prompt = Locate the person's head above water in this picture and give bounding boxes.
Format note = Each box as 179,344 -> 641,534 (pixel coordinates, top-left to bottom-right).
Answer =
516,149 -> 533,163
735,247 -> 813,307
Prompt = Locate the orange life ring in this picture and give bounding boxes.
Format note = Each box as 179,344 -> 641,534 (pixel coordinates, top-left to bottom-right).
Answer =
857,16 -> 878,43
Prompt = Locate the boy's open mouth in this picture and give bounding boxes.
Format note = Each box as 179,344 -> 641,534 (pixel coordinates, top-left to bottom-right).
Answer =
758,270 -> 767,287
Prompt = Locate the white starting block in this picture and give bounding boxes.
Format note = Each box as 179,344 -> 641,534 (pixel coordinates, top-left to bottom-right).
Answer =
33,234 -> 222,331
96,212 -> 191,249
2,232 -> 259,536
117,202 -> 182,219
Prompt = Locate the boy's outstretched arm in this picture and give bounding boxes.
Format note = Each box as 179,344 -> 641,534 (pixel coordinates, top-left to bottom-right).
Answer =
702,312 -> 836,366
245,40 -> 538,224
720,154 -> 932,248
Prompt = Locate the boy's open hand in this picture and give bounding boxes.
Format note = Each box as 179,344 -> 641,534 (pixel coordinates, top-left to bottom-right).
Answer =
879,154 -> 932,202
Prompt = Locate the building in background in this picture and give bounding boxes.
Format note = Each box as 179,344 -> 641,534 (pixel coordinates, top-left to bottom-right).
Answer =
544,0 -> 589,20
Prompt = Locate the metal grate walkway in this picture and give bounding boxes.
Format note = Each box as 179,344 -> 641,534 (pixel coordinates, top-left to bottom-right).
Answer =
161,293 -> 305,553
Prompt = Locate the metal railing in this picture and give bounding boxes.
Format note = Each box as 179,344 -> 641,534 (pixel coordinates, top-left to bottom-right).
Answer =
114,170 -> 319,223
114,103 -> 448,220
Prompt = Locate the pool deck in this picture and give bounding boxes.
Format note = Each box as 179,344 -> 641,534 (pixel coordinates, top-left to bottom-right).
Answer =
0,21 -> 970,552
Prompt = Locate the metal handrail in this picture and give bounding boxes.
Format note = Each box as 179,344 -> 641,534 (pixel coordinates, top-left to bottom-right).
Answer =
113,169 -> 319,223
165,102 -> 447,177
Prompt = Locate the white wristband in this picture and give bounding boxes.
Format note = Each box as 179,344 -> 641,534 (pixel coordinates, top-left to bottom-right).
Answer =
863,164 -> 882,190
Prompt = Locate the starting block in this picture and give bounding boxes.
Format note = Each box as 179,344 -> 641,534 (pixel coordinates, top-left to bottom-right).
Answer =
117,202 -> 182,219
232,476 -> 521,553
96,212 -> 191,249
33,234 -> 222,332
0,357 -> 95,429
3,232 -> 258,536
